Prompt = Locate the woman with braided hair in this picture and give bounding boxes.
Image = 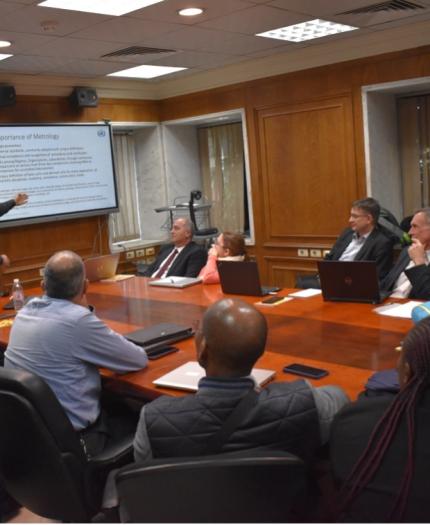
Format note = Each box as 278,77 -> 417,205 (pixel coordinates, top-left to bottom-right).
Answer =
330,317 -> 430,522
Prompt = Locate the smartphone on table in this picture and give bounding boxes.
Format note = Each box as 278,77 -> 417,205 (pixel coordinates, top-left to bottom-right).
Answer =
283,363 -> 329,379
261,296 -> 286,305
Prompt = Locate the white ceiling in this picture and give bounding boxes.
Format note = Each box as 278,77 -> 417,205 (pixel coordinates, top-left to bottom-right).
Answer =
0,0 -> 430,99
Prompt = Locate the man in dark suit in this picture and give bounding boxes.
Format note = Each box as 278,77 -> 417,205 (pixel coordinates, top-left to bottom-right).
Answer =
142,217 -> 207,278
381,207 -> 430,299
297,198 -> 393,288
0,193 -> 28,267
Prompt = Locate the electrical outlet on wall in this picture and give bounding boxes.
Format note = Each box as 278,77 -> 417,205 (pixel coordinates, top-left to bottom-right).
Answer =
126,251 -> 135,260
136,249 -> 145,258
146,247 -> 155,256
310,249 -> 322,258
298,249 -> 309,257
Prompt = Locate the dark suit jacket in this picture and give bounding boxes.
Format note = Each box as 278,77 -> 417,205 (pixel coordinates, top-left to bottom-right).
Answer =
330,391 -> 430,522
142,242 -> 207,278
381,247 -> 430,299
0,200 -> 15,218
325,226 -> 394,278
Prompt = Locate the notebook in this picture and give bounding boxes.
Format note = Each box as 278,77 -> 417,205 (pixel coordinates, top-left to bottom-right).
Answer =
149,276 -> 202,288
153,361 -> 276,392
217,260 -> 280,296
317,260 -> 388,304
84,254 -> 120,282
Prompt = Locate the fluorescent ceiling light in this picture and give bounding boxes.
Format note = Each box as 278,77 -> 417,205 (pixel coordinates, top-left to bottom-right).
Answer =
108,64 -> 187,79
257,19 -> 358,43
38,0 -> 164,16
0,54 -> 12,61
178,7 -> 204,16
0,41 -> 11,48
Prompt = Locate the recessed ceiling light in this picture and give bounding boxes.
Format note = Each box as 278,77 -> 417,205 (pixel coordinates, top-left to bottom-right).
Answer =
257,19 -> 358,43
0,41 -> 11,48
108,65 -> 187,79
0,54 -> 12,61
178,7 -> 204,16
38,0 -> 164,16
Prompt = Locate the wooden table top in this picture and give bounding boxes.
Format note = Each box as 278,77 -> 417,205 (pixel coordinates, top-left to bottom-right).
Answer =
0,277 -> 413,401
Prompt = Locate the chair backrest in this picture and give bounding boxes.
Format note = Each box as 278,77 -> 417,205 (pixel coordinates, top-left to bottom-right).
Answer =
0,367 -> 93,522
117,450 -> 307,523
188,190 -> 218,238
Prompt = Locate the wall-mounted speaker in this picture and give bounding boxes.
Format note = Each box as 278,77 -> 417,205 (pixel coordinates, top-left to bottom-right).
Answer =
0,85 -> 16,107
69,86 -> 98,108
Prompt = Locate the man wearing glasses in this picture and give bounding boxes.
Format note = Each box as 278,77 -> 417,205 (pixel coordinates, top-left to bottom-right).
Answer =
297,197 -> 393,288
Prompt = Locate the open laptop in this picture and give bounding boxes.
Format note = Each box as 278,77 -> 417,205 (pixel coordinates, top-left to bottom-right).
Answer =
153,361 -> 275,392
317,260 -> 389,304
217,260 -> 280,296
84,253 -> 120,282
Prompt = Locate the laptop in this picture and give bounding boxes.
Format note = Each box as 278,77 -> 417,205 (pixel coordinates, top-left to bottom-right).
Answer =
149,276 -> 202,288
153,361 -> 276,392
317,260 -> 388,304
217,260 -> 281,296
84,253 -> 120,282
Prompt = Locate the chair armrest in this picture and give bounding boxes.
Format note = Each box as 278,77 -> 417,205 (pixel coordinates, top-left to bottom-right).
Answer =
89,435 -> 134,470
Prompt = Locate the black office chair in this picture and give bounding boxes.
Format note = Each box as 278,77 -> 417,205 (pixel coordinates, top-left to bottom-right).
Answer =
116,450 -> 307,523
188,190 -> 218,240
0,367 -> 134,522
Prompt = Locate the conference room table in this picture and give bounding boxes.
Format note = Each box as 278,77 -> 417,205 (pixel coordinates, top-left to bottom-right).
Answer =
0,276 -> 413,401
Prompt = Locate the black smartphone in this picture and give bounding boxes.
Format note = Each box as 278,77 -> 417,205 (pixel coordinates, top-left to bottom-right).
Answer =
146,346 -> 179,360
283,363 -> 329,379
261,295 -> 285,305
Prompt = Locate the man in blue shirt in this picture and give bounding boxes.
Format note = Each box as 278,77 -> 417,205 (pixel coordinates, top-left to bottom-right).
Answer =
5,250 -> 148,456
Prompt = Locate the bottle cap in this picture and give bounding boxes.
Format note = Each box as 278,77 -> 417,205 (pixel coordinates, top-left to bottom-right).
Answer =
13,278 -> 19,283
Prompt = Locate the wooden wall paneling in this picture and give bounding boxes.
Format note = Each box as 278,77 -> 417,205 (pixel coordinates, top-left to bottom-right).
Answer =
264,254 -> 323,289
256,96 -> 357,245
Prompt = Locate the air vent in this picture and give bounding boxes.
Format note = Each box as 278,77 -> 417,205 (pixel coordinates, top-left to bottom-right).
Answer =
340,0 -> 425,14
101,46 -> 176,58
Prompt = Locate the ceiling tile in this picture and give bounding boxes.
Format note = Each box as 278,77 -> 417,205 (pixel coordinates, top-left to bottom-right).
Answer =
129,0 -> 252,24
0,30 -> 57,53
47,58 -> 129,76
0,5 -> 110,36
267,0 -> 380,17
148,50 -> 241,68
28,36 -> 128,59
0,54 -> 75,74
70,16 -> 182,43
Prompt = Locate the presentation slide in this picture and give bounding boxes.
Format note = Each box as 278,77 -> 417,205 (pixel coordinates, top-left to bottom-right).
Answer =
0,124 -> 118,227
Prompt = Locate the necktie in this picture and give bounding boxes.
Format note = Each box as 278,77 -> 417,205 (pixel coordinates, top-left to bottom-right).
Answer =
154,249 -> 178,278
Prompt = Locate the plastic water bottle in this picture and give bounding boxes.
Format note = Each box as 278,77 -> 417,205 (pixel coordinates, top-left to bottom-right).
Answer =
12,278 -> 24,311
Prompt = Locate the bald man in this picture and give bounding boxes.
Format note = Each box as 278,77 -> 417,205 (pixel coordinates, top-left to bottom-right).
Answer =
5,250 -> 148,456
141,217 -> 207,278
133,298 -> 348,462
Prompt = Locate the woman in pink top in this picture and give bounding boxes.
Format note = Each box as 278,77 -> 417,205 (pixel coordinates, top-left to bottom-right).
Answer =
199,232 -> 246,284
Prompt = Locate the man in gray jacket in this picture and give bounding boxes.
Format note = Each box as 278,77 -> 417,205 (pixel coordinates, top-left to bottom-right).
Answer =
134,298 -> 348,462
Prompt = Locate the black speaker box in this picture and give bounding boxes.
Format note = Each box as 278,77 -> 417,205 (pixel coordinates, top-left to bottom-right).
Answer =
70,86 -> 98,108
0,85 -> 16,107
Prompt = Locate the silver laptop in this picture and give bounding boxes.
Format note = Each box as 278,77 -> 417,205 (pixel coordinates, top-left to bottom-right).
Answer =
84,254 -> 120,282
149,276 -> 202,289
153,361 -> 275,392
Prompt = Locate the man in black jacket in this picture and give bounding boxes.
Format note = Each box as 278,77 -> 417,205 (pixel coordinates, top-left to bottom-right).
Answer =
297,197 -> 393,288
381,207 -> 430,299
0,193 -> 28,267
141,217 -> 207,278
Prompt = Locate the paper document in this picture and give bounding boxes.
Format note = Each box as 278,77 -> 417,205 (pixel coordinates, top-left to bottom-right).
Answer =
289,288 -> 322,298
100,274 -> 134,283
374,301 -> 422,319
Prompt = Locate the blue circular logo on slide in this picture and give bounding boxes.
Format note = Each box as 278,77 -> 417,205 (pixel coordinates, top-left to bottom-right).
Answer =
97,129 -> 106,137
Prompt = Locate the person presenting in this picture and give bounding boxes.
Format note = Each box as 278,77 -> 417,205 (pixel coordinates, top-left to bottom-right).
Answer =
134,298 -> 348,462
5,250 -> 148,457
297,198 -> 393,288
381,207 -> 430,299
0,193 -> 28,267
199,231 -> 246,284
141,217 -> 207,278
331,317 -> 430,522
